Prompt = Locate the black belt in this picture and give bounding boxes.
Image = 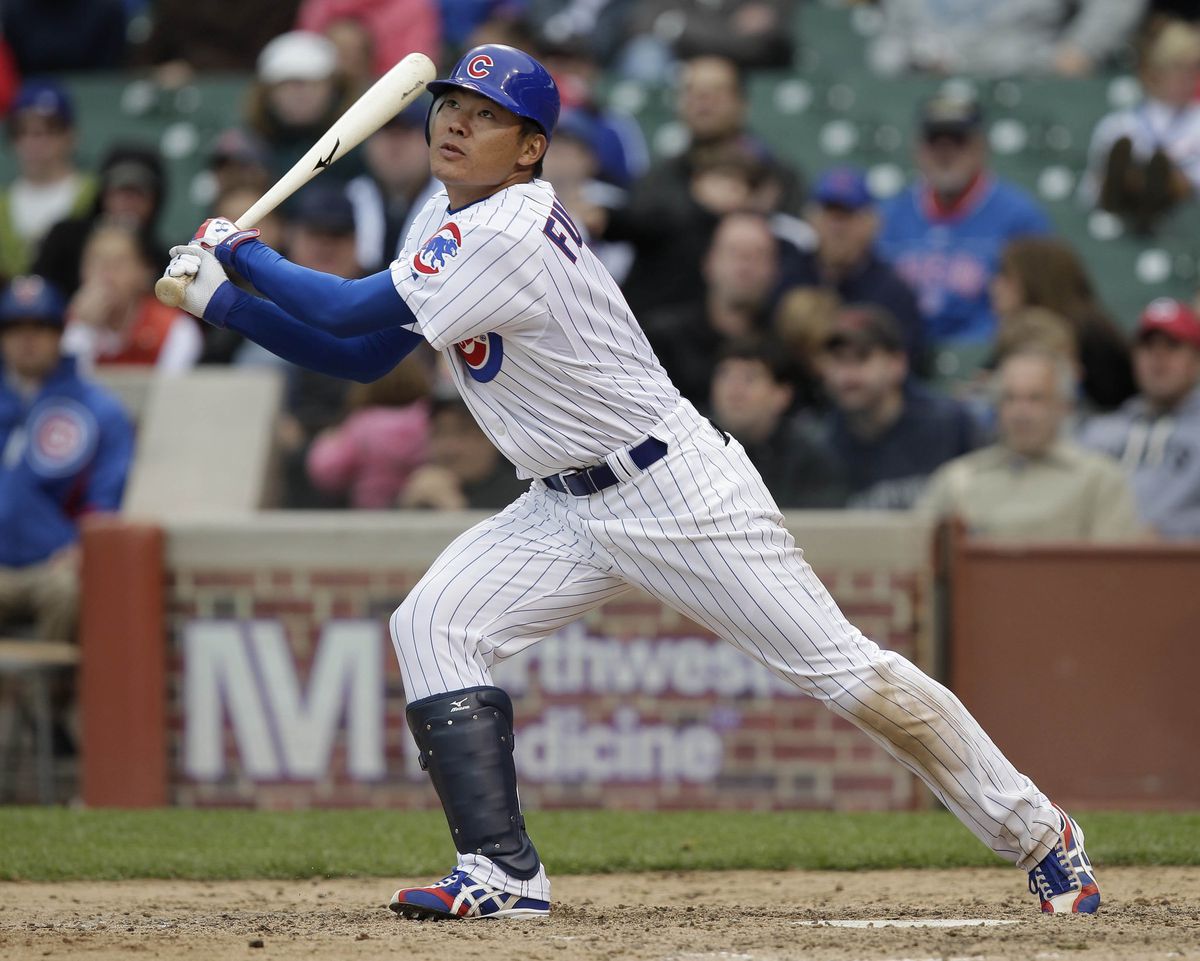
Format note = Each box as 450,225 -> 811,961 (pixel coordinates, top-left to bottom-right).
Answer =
543,436 -> 668,496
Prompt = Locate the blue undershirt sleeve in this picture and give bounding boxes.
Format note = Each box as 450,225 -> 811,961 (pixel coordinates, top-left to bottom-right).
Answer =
216,285 -> 422,382
225,240 -> 418,337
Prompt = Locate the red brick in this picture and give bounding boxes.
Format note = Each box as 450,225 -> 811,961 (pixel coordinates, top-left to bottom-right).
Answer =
833,775 -> 897,792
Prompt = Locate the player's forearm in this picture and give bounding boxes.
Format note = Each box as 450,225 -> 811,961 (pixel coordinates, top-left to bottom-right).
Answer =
217,285 -> 421,383
226,241 -> 418,337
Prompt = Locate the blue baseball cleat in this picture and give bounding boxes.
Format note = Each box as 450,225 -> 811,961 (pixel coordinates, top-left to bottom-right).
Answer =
389,869 -> 550,920
1029,804 -> 1101,914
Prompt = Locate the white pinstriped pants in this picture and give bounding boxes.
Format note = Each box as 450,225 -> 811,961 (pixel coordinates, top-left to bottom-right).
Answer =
389,400 -> 1062,901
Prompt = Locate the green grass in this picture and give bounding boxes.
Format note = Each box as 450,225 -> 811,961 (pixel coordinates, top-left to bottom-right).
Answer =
0,810 -> 1197,882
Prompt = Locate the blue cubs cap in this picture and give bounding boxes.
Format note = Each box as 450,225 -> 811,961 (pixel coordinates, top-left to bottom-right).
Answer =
0,276 -> 67,329
426,44 -> 560,141
11,80 -> 74,126
814,166 -> 873,210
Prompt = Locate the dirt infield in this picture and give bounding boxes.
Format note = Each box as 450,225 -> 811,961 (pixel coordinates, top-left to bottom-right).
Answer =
1,868 -> 1196,961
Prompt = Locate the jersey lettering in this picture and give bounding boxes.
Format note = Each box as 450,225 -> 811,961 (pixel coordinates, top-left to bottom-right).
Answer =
543,200 -> 583,264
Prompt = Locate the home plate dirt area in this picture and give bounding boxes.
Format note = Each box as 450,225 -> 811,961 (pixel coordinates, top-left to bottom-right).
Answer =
1,868 -> 1196,961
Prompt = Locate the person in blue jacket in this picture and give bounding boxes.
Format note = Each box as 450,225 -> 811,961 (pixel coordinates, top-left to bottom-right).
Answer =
877,91 -> 1051,349
0,275 -> 134,643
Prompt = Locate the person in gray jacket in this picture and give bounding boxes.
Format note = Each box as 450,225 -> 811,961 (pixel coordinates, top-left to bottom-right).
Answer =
1078,298 -> 1200,538
870,0 -> 1148,77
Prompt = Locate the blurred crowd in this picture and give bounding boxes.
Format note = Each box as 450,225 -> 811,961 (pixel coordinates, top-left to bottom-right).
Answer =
6,0 -> 1200,672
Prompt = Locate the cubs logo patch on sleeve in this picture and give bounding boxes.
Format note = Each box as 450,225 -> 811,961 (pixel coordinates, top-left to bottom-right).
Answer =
455,332 -> 504,382
413,222 -> 463,276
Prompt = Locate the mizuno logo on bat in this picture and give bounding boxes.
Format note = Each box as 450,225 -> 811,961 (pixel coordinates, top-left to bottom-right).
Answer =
314,139 -> 340,170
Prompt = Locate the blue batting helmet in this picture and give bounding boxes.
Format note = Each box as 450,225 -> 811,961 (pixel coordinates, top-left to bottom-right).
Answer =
426,44 -> 560,141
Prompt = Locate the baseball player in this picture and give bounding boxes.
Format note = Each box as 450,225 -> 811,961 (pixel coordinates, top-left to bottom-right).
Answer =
164,45 -> 1099,920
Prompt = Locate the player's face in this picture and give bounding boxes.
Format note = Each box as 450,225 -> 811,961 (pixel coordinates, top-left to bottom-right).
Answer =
997,354 -> 1068,458
0,323 -> 62,381
428,90 -> 546,207
1134,333 -> 1200,410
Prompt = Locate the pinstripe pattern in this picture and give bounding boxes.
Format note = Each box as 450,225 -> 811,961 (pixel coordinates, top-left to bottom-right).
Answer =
390,181 -> 680,479
389,399 -> 1063,902
386,182 -> 1063,905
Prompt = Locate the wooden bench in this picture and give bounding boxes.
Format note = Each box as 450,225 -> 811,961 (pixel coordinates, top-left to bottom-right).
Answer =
0,640 -> 80,804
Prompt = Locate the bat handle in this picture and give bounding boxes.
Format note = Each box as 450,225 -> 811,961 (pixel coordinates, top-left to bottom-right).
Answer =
154,273 -> 190,308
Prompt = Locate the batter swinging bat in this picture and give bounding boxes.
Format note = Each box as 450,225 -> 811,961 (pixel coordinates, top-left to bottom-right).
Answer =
154,52 -> 437,307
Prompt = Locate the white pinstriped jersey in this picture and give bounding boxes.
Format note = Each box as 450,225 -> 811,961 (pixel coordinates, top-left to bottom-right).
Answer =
390,179 -> 680,479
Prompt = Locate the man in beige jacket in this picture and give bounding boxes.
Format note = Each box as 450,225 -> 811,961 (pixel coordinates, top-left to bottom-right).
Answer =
919,349 -> 1144,541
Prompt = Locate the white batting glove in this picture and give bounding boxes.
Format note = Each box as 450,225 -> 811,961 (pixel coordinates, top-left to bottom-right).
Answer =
165,243 -> 236,326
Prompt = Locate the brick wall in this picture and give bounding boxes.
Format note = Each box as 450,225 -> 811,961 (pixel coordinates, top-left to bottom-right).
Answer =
166,552 -> 928,812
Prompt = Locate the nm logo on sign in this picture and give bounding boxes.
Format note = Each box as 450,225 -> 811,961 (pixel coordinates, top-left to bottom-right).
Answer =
183,620 -> 385,781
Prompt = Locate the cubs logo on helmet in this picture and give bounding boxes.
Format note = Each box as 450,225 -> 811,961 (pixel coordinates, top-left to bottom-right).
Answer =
413,222 -> 462,276
455,333 -> 504,382
466,54 -> 493,78
25,399 -> 98,478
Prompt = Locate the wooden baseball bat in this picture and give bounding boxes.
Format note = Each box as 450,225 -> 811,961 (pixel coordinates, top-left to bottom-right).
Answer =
155,52 -> 436,307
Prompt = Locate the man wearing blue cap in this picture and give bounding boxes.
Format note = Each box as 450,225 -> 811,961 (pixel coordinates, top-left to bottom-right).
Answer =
0,275 -> 133,643
0,81 -> 97,282
783,166 -> 924,367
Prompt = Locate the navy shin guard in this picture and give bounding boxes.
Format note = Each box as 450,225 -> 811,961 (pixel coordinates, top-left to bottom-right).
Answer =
406,686 -> 541,880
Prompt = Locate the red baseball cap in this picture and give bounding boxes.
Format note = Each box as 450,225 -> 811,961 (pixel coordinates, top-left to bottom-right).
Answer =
1136,298 -> 1200,348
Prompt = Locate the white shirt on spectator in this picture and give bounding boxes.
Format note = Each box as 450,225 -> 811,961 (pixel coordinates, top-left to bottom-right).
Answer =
9,174 -> 83,244
1082,98 -> 1200,202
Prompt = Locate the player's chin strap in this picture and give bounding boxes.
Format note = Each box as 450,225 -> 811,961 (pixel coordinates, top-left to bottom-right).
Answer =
406,685 -> 542,881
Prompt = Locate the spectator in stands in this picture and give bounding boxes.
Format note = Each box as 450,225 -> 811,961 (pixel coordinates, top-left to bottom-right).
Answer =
784,166 -> 924,368
599,55 -> 804,318
399,396 -> 529,509
710,339 -> 845,507
0,276 -> 134,643
1083,19 -> 1200,234
61,223 -> 202,373
34,145 -> 167,297
542,109 -> 635,281
808,304 -> 981,508
0,82 -> 96,284
869,0 -> 1148,78
878,91 -> 1051,352
206,127 -> 274,199
642,210 -> 780,405
1079,298 -> 1200,538
139,0 -> 301,74
919,349 -> 1144,542
616,0 -> 796,81
345,99 -> 439,274
991,236 -> 1136,412
297,0 -> 441,80
245,31 -> 363,183
538,37 -> 649,190
262,184 -> 362,507
772,285 -> 840,408
307,353 -> 433,508
1,0 -> 126,73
